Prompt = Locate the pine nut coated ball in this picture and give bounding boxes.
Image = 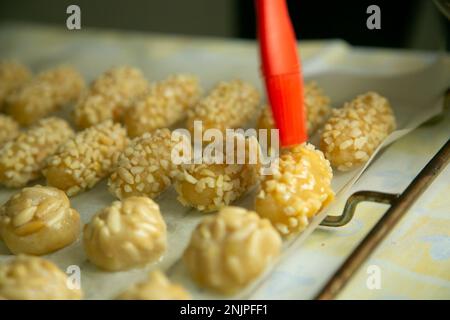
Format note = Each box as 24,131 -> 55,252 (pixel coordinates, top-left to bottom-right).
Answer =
44,120 -> 127,196
83,196 -> 167,271
108,128 -> 178,200
5,65 -> 84,126
117,270 -> 191,300
0,117 -> 74,188
320,92 -> 396,171
255,143 -> 334,236
183,206 -> 282,294
0,255 -> 82,300
0,60 -> 32,109
0,185 -> 80,255
124,74 -> 201,137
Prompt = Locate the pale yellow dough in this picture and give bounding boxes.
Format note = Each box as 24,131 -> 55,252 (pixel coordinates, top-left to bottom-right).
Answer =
255,143 -> 334,236
183,206 -> 282,294
117,270 -> 191,300
0,255 -> 82,300
83,196 -> 167,271
0,185 -> 80,255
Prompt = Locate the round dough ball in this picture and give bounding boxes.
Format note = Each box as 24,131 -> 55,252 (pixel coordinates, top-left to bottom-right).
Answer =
255,143 -> 334,236
175,162 -> 258,212
83,196 -> 167,271
0,255 -> 82,299
183,206 -> 282,294
319,91 -> 395,171
0,114 -> 19,146
174,133 -> 260,212
0,185 -> 80,255
117,270 -> 191,300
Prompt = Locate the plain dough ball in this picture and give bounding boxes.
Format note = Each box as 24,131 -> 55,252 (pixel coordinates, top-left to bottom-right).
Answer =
183,206 -> 282,294
117,270 -> 191,300
0,255 -> 82,299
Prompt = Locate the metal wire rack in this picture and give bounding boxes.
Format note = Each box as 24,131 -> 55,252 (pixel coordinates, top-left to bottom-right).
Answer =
315,137 -> 450,299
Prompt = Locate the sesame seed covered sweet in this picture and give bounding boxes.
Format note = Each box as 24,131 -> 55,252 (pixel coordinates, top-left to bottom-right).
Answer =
0,117 -> 74,188
257,81 -> 331,137
0,185 -> 80,255
174,135 -> 260,212
73,66 -> 149,129
320,92 -> 396,171
255,143 -> 334,236
183,206 -> 281,294
108,128 -> 178,200
0,255 -> 82,300
44,120 -> 127,196
186,79 -> 260,132
0,115 -> 19,146
6,66 -> 85,126
0,60 -> 32,109
124,74 -> 201,137
117,270 -> 191,300
83,196 -> 167,271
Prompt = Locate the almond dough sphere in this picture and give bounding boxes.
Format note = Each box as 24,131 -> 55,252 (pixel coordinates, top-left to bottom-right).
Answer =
0,255 -> 82,300
108,128 -> 179,199
174,135 -> 260,212
0,185 -> 80,255
183,206 -> 281,294
117,270 -> 191,300
0,117 -> 74,188
257,82 -> 331,138
73,93 -> 116,129
0,114 -> 19,146
320,92 -> 396,171
83,196 -> 167,271
125,74 -> 201,137
175,163 -> 258,212
5,65 -> 84,126
73,66 -> 149,129
255,143 -> 334,236
44,120 -> 127,196
0,60 -> 32,109
186,79 -> 260,133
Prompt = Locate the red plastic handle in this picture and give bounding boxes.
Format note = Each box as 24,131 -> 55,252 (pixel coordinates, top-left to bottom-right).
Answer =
256,0 -> 307,147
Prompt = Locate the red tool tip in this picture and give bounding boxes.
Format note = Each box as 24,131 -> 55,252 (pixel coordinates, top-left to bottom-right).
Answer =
266,73 -> 307,147
256,0 -> 307,147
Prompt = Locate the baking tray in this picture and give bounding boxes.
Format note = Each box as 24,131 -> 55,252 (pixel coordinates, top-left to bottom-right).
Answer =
0,23 -> 449,299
